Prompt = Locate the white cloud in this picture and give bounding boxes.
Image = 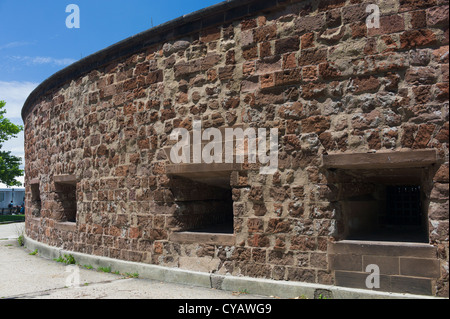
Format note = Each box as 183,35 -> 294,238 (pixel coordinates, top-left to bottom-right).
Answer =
0,177 -> 24,189
0,81 -> 38,119
10,55 -> 76,67
0,41 -> 35,50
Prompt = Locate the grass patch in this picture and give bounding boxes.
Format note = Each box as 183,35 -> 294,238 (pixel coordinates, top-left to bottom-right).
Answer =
29,249 -> 38,255
98,266 -> 112,273
17,235 -> 24,246
0,215 -> 25,223
54,254 -> 76,265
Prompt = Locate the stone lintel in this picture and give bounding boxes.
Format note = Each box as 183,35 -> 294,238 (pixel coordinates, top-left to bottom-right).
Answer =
29,178 -> 40,185
53,175 -> 78,185
322,149 -> 439,170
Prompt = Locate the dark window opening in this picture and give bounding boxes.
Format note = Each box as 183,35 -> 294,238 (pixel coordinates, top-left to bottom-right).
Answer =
30,183 -> 41,217
334,168 -> 429,243
384,185 -> 422,226
169,174 -> 234,234
55,183 -> 77,223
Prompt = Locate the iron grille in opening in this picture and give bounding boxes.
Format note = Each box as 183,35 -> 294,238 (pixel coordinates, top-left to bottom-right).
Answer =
386,185 -> 421,226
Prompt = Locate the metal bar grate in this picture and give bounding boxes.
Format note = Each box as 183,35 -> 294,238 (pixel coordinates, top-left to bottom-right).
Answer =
386,185 -> 421,226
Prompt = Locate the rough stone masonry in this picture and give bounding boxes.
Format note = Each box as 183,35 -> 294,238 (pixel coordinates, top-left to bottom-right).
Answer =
22,0 -> 448,297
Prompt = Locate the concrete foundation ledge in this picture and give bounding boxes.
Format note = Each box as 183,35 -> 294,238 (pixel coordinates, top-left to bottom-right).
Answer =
23,236 -> 442,299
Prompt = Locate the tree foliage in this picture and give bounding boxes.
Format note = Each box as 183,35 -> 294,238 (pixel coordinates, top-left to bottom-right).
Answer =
0,100 -> 24,187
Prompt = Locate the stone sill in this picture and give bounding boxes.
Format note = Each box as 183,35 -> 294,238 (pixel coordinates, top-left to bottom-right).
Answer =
170,231 -> 235,246
329,240 -> 437,258
29,217 -> 40,223
54,221 -> 77,232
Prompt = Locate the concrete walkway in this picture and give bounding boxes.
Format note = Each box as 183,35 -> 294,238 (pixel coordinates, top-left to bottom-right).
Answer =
0,223 -> 269,299
1,223 -> 438,300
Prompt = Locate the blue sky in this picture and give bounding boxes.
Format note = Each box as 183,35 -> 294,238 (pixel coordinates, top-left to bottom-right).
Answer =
0,0 -> 223,187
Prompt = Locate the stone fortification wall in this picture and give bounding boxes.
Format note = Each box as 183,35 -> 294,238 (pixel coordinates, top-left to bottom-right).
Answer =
23,0 -> 449,296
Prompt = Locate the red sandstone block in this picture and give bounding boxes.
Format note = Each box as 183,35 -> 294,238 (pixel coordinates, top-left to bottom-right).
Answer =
247,218 -> 264,233
278,102 -> 304,120
287,201 -> 304,217
318,62 -> 341,80
270,185 -> 291,201
259,42 -> 272,58
243,46 -> 258,61
434,163 -> 450,183
286,267 -> 316,283
351,21 -> 367,39
410,10 -> 427,29
325,8 -> 342,28
298,48 -> 327,66
342,3 -> 368,24
123,78 -> 139,91
274,36 -> 300,55
400,257 -> 441,278
301,82 -> 326,100
400,29 -> 437,49
433,46 -> 449,63
318,0 -> 346,12
352,76 -> 381,94
405,66 -> 437,85
268,250 -> 294,266
200,26 -> 221,43
146,70 -> 163,84
290,235 -> 316,251
226,50 -> 235,65
266,218 -> 291,233
260,73 -> 275,89
301,115 -> 331,134
242,61 -> 256,76
153,242 -> 164,254
429,200 -> 449,220
435,82 -> 449,101
412,123 -> 436,149
241,18 -> 257,31
218,65 -> 235,81
300,32 -> 315,50
255,56 -> 282,75
248,186 -> 263,202
399,0 -> 437,12
149,229 -> 168,241
248,234 -> 270,247
282,53 -> 297,70
123,103 -> 136,116
431,182 -> 450,200
427,5 -> 449,27
435,122 -> 449,144
295,14 -> 326,34
367,15 -> 405,36
128,227 -> 141,239
252,203 -> 267,216
274,68 -> 302,86
253,24 -> 277,43
441,64 -> 449,82
134,62 -> 149,76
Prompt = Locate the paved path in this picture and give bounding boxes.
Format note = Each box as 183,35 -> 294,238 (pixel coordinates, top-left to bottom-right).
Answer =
0,223 -> 271,299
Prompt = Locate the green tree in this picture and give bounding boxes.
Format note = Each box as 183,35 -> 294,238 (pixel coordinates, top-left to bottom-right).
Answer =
0,100 -> 24,187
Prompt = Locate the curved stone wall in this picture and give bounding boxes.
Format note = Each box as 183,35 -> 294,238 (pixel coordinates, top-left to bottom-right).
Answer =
22,0 -> 449,296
